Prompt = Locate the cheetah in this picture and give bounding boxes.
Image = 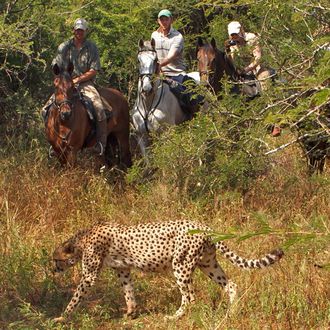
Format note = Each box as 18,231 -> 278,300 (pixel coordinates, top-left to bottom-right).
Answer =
52,220 -> 283,322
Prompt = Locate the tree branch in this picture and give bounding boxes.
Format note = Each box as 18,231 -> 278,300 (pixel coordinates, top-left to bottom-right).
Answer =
264,134 -> 309,155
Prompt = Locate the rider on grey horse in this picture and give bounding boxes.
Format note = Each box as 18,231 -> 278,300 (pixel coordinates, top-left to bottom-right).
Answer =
151,9 -> 202,115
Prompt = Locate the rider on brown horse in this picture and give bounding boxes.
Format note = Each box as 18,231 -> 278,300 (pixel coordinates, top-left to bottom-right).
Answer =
224,21 -> 281,136
41,18 -> 108,155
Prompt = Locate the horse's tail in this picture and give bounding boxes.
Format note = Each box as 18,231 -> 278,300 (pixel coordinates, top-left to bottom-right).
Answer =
216,241 -> 284,269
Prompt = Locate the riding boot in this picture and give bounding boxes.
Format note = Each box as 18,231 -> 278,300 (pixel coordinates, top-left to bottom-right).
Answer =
94,119 -> 108,156
189,104 -> 200,114
183,104 -> 200,118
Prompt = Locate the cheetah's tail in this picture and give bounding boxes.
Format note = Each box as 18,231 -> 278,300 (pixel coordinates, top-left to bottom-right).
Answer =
215,241 -> 284,269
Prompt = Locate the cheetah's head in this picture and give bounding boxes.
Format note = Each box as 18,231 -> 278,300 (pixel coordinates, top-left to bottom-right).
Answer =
53,240 -> 80,273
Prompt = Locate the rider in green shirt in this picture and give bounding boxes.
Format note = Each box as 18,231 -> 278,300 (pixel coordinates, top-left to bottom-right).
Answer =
42,18 -> 108,155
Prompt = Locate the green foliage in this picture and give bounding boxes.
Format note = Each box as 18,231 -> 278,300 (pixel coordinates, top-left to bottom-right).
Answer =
201,211 -> 330,269
141,91 -> 270,196
1,2 -> 330,325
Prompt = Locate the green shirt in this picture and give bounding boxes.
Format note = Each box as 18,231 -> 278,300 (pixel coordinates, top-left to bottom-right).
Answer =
52,38 -> 101,78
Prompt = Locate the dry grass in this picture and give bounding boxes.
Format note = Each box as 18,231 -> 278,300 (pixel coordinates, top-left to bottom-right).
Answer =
0,135 -> 329,330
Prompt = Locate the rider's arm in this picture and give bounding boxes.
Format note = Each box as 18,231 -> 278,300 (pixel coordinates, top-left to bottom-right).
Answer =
73,42 -> 100,84
159,33 -> 184,68
72,70 -> 97,85
159,48 -> 180,67
243,34 -> 262,74
243,44 -> 261,74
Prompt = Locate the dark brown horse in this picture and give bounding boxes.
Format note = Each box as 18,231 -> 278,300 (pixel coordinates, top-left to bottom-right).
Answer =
298,102 -> 330,175
196,37 -> 238,94
197,38 -> 330,174
45,63 -> 131,168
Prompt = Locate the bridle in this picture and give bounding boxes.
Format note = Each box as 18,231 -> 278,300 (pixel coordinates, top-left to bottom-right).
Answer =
54,98 -> 73,112
138,48 -> 158,75
199,48 -> 218,84
136,48 -> 164,132
51,77 -> 77,149
198,48 -> 217,88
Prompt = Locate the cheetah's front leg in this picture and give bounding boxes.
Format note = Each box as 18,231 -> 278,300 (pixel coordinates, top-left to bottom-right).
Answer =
53,256 -> 102,322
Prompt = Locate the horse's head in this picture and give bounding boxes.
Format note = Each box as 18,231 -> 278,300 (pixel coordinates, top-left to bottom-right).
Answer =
137,39 -> 159,94
53,63 -> 75,121
196,37 -> 236,93
196,37 -> 219,84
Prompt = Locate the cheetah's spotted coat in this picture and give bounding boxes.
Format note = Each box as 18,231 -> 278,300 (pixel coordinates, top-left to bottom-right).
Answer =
53,220 -> 283,321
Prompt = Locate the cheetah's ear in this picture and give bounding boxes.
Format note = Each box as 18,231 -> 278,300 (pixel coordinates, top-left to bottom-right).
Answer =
63,241 -> 75,254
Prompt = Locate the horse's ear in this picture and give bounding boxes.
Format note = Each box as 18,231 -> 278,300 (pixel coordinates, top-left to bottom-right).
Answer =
138,39 -> 144,50
151,38 -> 156,49
53,63 -> 60,76
211,37 -> 217,49
67,62 -> 74,76
197,37 -> 204,48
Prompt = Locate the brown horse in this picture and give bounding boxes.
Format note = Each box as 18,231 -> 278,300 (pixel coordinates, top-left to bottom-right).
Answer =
45,63 -> 131,168
298,102 -> 330,175
197,38 -> 330,174
196,37 -> 238,94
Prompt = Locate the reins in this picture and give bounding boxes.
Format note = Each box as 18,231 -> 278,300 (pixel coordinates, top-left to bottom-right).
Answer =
50,103 -> 74,152
136,48 -> 164,133
198,47 -> 225,90
51,87 -> 78,150
54,98 -> 73,109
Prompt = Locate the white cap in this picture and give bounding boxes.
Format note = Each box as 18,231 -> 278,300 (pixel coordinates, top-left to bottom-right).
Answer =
74,18 -> 88,31
228,21 -> 241,36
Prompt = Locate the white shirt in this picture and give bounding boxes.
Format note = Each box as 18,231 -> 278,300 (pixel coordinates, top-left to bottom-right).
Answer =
151,27 -> 186,76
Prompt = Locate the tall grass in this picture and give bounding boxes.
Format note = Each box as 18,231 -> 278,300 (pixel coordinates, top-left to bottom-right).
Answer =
0,131 -> 329,329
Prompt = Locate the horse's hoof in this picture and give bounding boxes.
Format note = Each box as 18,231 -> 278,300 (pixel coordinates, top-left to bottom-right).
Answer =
164,314 -> 179,321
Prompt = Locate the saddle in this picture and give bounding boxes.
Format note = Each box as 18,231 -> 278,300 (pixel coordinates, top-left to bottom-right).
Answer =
78,89 -> 113,123
164,76 -> 203,115
43,89 -> 112,127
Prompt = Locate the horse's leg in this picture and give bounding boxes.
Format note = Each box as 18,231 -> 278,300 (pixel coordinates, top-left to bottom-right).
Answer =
105,132 -> 132,170
105,134 -> 118,167
129,132 -> 142,160
318,158 -> 326,174
115,131 -> 132,169
136,133 -> 150,160
66,150 -> 78,168
57,150 -> 68,166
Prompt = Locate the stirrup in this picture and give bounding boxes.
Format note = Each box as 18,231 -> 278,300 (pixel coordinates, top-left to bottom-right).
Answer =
94,141 -> 105,156
48,146 -> 56,158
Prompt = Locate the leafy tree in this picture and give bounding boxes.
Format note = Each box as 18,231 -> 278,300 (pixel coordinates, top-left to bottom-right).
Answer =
1,0 -> 329,177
